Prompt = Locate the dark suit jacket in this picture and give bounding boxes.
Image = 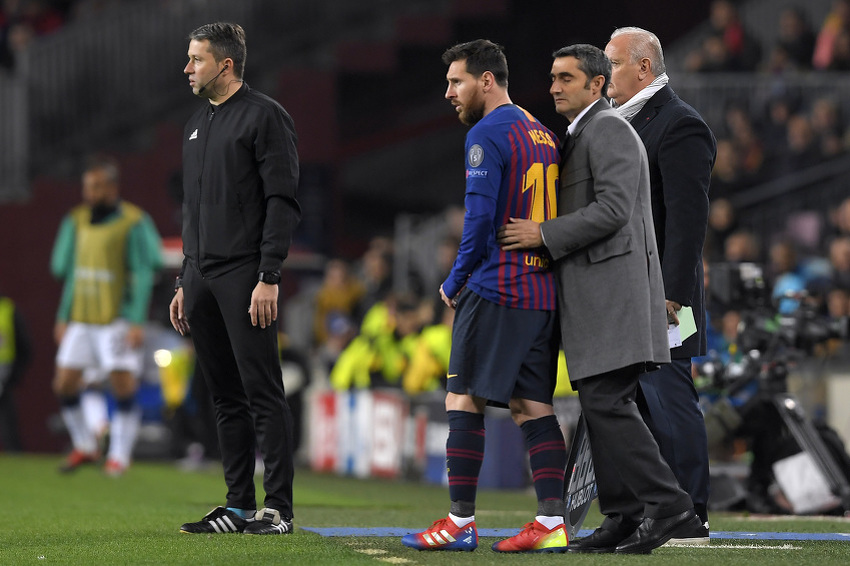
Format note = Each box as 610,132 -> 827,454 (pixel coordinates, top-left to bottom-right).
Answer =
630,85 -> 716,359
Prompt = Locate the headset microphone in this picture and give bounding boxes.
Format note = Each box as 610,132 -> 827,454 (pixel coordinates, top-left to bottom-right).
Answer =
197,64 -> 228,94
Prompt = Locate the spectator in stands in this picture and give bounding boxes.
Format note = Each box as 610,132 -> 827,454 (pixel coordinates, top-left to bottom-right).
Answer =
330,293 -> 424,391
827,235 -> 850,318
723,103 -> 765,180
724,229 -> 761,262
354,238 -> 394,323
685,34 -> 732,73
821,196 -> 850,252
813,0 -> 850,70
810,96 -> 846,157
312,259 -> 364,348
838,198 -> 850,236
772,114 -> 821,178
768,239 -> 807,314
402,302 -> 454,396
705,198 -> 739,262
761,95 -> 796,157
827,27 -> 850,70
0,0 -> 65,70
777,6 -> 816,69
710,139 -> 748,200
685,0 -> 762,72
762,42 -> 797,75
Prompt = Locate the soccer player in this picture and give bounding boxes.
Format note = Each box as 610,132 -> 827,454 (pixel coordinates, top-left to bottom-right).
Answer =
51,154 -> 163,476
401,39 -> 568,554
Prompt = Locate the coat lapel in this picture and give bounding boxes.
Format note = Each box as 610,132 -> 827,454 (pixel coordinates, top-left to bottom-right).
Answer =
630,85 -> 675,134
560,98 -> 610,166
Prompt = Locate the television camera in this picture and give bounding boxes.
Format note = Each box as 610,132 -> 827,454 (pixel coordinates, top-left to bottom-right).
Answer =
699,262 -> 850,515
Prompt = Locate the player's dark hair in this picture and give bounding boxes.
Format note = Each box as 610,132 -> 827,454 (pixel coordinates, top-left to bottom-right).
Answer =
552,44 -> 611,92
83,154 -> 119,184
442,39 -> 509,87
188,22 -> 247,79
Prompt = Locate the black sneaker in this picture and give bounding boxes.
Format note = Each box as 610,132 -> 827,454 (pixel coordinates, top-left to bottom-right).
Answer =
180,506 -> 252,534
664,521 -> 710,546
244,508 -> 293,535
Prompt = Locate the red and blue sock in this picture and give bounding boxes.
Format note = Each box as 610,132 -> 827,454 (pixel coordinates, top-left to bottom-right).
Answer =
446,410 -> 485,516
522,414 -> 567,516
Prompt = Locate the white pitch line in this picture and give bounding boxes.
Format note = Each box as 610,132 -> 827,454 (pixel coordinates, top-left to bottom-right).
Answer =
733,514 -> 850,523
668,544 -> 802,550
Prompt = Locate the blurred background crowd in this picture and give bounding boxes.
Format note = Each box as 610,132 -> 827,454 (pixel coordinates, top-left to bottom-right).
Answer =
0,0 -> 849,486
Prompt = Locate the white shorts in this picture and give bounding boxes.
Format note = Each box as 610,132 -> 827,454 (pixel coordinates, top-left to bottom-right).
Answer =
56,320 -> 143,375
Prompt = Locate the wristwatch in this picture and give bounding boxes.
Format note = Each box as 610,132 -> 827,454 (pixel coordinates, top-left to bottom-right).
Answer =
258,271 -> 281,285
174,276 -> 183,291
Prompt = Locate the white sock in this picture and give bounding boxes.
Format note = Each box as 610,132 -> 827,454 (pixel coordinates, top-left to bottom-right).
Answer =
108,405 -> 141,466
81,390 -> 109,438
61,404 -> 97,454
535,515 -> 565,530
448,513 -> 474,528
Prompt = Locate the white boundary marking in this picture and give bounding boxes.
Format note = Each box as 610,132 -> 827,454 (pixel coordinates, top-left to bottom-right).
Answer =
670,544 -> 802,550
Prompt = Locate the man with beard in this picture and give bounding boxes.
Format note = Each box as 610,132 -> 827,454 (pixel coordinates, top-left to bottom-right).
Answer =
401,39 -> 568,554
51,154 -> 163,476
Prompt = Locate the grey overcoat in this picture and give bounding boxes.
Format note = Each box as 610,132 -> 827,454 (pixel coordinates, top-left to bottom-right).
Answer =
540,98 -> 670,380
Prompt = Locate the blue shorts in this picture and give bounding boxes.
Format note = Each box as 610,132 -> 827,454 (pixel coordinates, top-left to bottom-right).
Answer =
447,289 -> 559,407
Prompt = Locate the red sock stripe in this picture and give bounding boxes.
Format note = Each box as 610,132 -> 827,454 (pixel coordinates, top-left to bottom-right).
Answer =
446,448 -> 484,460
532,467 -> 567,481
528,440 -> 567,456
449,476 -> 478,485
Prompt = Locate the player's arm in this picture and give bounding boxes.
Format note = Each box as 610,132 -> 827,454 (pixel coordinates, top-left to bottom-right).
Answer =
50,216 -> 76,280
124,216 -> 163,346
441,134 -> 502,300
51,216 -> 76,325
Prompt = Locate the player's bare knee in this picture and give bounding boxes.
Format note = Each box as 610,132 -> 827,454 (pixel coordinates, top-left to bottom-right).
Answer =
109,371 -> 138,398
53,368 -> 84,397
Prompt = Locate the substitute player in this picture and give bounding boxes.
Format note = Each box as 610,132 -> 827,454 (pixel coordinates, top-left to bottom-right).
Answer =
401,39 -> 568,554
51,154 -> 163,476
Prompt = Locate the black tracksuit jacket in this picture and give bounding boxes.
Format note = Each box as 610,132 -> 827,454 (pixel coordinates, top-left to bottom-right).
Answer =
180,83 -> 301,279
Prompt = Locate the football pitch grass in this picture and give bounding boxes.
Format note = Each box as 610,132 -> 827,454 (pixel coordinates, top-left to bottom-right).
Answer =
1,455 -> 848,565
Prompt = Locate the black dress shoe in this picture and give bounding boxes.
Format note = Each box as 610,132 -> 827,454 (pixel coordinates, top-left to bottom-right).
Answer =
664,519 -> 709,546
614,509 -> 702,554
567,525 -> 634,553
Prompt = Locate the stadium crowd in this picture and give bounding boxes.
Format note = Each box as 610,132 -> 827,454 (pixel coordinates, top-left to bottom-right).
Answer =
0,0 -> 130,71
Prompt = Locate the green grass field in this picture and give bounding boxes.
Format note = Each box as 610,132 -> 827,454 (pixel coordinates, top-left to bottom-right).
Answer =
1,454 -> 848,565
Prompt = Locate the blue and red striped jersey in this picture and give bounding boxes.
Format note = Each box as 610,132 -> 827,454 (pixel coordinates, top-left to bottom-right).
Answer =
442,104 -> 559,310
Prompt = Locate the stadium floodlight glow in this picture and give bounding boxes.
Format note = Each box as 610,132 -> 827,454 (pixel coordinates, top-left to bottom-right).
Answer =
153,349 -> 173,368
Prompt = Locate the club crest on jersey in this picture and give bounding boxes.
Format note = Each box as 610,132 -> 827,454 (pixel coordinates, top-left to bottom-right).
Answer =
468,144 -> 484,167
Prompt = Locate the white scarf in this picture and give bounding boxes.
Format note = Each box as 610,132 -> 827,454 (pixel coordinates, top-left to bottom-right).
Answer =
612,73 -> 669,122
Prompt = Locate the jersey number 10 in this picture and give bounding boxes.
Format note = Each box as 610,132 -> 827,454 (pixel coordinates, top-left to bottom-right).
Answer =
523,162 -> 559,223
